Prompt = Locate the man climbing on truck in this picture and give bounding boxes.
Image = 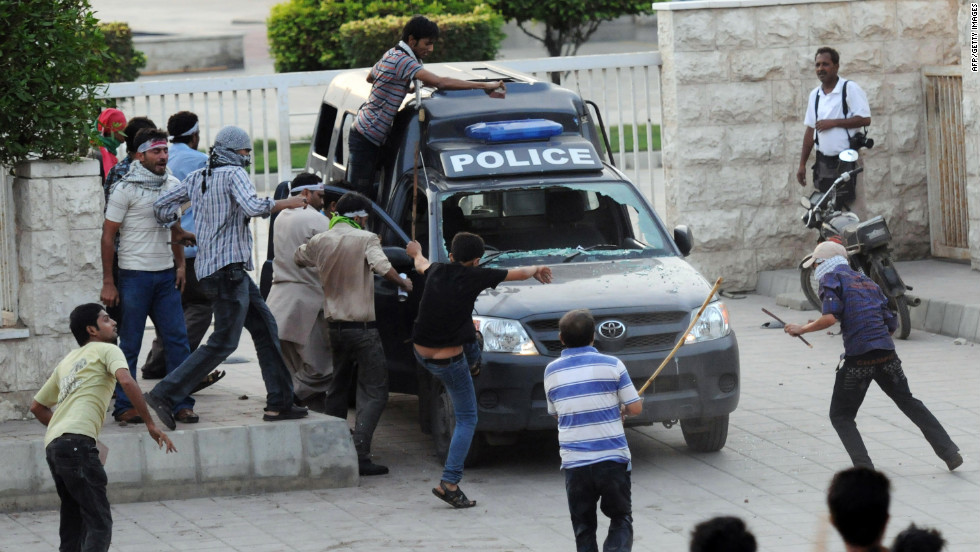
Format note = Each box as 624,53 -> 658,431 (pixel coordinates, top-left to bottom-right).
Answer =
348,14 -> 505,199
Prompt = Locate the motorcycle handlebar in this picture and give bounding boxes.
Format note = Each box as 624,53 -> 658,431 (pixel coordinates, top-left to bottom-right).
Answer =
833,166 -> 864,185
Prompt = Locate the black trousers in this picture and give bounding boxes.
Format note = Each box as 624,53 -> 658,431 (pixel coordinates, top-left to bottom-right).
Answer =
813,151 -> 858,209
564,460 -> 633,552
45,434 -> 112,552
829,352 -> 959,469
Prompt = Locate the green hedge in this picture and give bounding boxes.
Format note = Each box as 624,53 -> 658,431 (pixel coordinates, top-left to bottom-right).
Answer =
99,22 -> 146,83
267,0 -> 496,73
339,8 -> 503,68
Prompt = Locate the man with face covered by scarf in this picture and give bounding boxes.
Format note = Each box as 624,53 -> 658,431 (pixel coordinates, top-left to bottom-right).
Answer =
784,241 -> 961,472
146,126 -> 309,428
101,128 -> 196,425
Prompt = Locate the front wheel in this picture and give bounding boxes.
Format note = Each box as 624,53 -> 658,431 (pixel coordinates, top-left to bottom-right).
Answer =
680,415 -> 729,452
890,295 -> 911,340
430,381 -> 486,467
800,265 -> 821,310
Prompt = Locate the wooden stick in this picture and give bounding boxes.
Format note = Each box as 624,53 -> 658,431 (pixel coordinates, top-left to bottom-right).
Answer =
637,277 -> 723,396
761,308 -> 813,348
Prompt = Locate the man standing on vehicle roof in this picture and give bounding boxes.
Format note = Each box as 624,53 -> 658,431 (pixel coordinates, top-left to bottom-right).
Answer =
295,191 -> 413,476
348,14 -> 506,200
797,47 -> 871,212
783,241 -> 961,472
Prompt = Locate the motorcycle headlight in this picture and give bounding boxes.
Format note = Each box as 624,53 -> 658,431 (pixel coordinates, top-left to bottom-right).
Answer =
684,301 -> 731,344
472,316 -> 539,355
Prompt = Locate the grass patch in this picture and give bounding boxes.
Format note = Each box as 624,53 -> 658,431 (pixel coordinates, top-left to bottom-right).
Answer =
607,124 -> 661,152
252,139 -> 310,173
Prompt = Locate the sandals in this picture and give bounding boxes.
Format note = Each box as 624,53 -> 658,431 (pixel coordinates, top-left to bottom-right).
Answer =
432,481 -> 476,509
190,370 -> 226,394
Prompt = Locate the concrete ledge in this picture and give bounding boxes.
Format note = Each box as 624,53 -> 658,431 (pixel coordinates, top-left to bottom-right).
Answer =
775,292 -> 814,311
135,33 -> 244,75
0,416 -> 357,513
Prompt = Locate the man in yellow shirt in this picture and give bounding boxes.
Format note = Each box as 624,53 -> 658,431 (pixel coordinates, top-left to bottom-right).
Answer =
30,303 -> 176,552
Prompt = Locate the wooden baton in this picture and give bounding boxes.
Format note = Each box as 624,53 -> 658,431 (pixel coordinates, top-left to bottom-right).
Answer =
637,277 -> 723,397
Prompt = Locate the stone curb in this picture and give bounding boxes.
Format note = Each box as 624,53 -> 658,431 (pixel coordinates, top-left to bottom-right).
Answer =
0,416 -> 357,513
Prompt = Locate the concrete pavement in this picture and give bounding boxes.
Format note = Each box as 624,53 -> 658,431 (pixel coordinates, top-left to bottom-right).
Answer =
1,290 -> 976,551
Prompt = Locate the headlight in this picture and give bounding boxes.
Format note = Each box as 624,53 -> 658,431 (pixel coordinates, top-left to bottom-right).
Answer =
472,316 -> 539,355
684,301 -> 731,344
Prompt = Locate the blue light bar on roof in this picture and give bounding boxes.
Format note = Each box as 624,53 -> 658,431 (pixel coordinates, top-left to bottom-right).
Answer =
465,119 -> 563,143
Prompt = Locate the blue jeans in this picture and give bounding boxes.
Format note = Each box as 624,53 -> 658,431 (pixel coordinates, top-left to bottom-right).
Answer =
346,128 -> 382,199
114,268 -> 193,416
829,353 -> 958,468
564,460 -> 633,552
46,434 -> 112,552
414,348 -> 477,484
150,264 -> 295,412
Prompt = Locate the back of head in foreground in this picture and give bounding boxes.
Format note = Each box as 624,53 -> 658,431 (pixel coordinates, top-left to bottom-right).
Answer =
891,524 -> 945,552
690,516 -> 757,552
827,467 -> 891,549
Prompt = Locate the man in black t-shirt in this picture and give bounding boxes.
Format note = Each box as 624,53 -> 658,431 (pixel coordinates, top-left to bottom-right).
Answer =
407,232 -> 552,509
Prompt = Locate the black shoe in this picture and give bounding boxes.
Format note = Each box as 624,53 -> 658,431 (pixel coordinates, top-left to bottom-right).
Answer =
358,457 -> 389,476
143,392 -> 175,430
945,452 -> 964,472
263,404 -> 309,422
141,369 -> 166,380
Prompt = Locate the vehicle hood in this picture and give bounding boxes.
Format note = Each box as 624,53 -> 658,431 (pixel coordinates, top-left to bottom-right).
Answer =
474,257 -> 714,319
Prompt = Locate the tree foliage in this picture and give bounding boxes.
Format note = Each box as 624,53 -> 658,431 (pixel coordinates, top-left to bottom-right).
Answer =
488,0 -> 651,57
0,0 -> 114,166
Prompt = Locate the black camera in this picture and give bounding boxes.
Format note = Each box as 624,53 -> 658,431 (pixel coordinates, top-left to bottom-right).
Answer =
849,131 -> 874,150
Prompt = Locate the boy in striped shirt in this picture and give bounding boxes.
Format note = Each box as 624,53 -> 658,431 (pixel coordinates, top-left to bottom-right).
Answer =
544,309 -> 642,552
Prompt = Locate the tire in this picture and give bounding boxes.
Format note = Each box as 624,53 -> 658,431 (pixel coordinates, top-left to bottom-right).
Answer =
800,265 -> 821,310
890,295 -> 911,340
430,381 -> 485,467
680,415 -> 729,452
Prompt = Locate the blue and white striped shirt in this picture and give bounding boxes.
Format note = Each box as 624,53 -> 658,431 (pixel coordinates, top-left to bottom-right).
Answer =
153,165 -> 274,279
544,346 -> 641,470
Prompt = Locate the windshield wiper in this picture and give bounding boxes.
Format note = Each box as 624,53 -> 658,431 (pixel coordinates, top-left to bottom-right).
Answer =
562,244 -> 621,263
478,249 -> 524,266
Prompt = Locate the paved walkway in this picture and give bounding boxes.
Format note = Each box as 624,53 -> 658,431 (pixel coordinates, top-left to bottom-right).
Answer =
3,292 -> 976,551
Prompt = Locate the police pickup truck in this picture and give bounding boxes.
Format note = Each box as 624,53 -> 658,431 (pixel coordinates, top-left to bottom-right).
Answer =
303,62 -> 740,461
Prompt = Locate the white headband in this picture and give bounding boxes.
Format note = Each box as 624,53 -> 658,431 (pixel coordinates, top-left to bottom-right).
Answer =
290,184 -> 322,194
342,210 -> 368,218
137,139 -> 168,153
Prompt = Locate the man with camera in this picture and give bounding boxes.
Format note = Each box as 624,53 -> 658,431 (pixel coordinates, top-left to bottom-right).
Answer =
797,47 -> 872,212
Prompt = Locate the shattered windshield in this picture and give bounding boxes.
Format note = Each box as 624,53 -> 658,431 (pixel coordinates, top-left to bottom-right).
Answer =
436,182 -> 674,266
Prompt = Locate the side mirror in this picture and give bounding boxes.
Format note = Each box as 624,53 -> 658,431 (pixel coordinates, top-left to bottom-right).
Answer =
673,225 -> 693,257
838,149 -> 859,163
383,245 -> 413,272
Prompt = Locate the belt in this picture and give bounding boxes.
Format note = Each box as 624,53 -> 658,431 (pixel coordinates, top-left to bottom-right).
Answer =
422,352 -> 465,366
55,433 -> 96,444
330,321 -> 377,330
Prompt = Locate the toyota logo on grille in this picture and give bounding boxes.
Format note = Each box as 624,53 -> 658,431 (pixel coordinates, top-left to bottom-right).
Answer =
597,320 -> 627,340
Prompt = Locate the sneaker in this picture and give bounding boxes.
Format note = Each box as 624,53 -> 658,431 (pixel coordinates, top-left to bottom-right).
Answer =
358,457 -> 389,476
143,392 -> 176,430
945,452 -> 964,472
113,409 -> 144,424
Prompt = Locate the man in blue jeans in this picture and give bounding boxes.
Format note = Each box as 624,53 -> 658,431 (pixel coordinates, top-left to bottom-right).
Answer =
544,309 -> 642,552
785,241 -> 962,471
100,128 -> 197,424
146,125 -> 309,428
407,232 -> 551,507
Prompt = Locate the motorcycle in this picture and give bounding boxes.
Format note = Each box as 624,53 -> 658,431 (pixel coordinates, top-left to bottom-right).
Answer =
798,149 -> 919,339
